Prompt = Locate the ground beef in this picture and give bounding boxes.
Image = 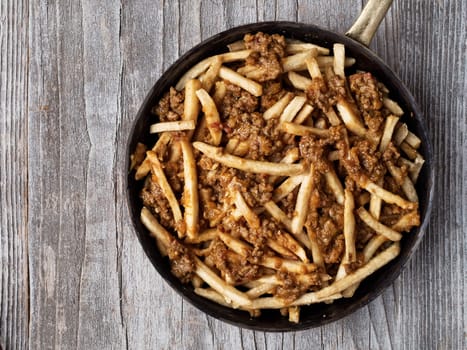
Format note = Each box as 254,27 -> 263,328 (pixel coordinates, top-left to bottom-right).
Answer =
140,176 -> 175,229
349,72 -> 384,133
244,32 -> 286,81
205,238 -> 260,284
154,87 -> 185,121
167,239 -> 195,283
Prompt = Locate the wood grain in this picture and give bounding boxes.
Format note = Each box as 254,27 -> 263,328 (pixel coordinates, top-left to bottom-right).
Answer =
0,0 -> 465,349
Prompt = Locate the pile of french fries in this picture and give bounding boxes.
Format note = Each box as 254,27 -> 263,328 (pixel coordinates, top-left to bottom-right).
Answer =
131,33 -> 424,323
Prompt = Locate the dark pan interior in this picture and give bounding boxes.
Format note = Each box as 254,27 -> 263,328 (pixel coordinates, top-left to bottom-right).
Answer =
125,22 -> 434,332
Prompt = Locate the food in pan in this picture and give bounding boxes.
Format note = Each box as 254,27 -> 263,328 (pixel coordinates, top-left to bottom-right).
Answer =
130,32 -> 424,323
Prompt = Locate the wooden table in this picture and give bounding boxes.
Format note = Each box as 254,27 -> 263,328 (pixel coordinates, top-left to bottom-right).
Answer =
1,0 -> 465,349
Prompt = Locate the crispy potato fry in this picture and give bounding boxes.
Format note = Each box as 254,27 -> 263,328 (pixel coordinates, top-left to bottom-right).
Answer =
263,200 -> 293,232
369,178 -> 384,220
140,207 -> 174,248
333,43 -> 346,78
336,98 -> 367,138
227,40 -> 245,51
361,179 -> 417,210
286,42 -> 330,55
343,189 -> 356,263
288,71 -> 312,90
281,121 -> 330,137
400,141 -> 421,160
405,131 -> 421,149
315,243 -> 400,299
291,164 -> 314,234
185,228 -> 218,244
194,257 -> 252,306
280,96 -> 307,123
386,161 -> 419,202
383,97 -> 404,116
135,132 -> 172,180
200,55 -> 222,92
379,115 -> 399,152
149,120 -> 196,134
293,104 -> 314,125
306,56 -> 322,79
219,66 -> 263,96
193,142 -> 305,176
393,123 -> 409,145
324,168 -> 345,205
184,78 -> 202,120
357,207 -> 402,241
263,92 -> 294,120
180,140 -> 199,239
282,49 -> 317,72
272,174 -> 304,202
196,88 -> 222,146
176,50 -> 252,90
233,190 -> 260,229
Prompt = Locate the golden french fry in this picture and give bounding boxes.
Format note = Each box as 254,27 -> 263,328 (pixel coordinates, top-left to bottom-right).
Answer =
180,140 -> 199,239
357,207 -> 402,241
149,120 -> 196,134
192,142 -> 305,176
196,88 -> 222,146
263,92 -> 294,120
218,66 -> 263,96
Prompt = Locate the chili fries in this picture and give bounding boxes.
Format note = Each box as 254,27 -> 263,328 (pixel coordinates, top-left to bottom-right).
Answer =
132,32 -> 424,323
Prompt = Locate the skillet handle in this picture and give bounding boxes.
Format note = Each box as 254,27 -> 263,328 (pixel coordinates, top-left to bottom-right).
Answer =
346,0 -> 393,46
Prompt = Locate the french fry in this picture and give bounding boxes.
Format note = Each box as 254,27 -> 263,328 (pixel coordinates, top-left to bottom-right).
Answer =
314,243 -> 400,299
288,71 -> 312,90
200,55 -> 222,92
356,207 -> 402,241
336,98 -> 367,138
393,123 -> 409,145
361,179 -> 417,210
272,174 -> 304,202
184,79 -> 202,121
291,164 -> 314,234
282,49 -> 317,72
279,96 -> 307,123
293,104 -> 314,125
263,92 -> 294,120
281,121 -> 330,137
184,228 -> 218,244
286,42 -> 330,55
194,257 -> 252,306
400,141 -> 420,160
176,50 -> 252,90
343,189 -> 356,263
196,88 -> 222,146
405,131 -> 421,149
149,120 -> 196,134
146,151 -> 183,226
383,97 -> 404,116
306,56 -> 322,79
369,178 -> 384,220
324,168 -> 345,205
386,161 -> 419,202
233,190 -> 260,229
333,43 -> 346,78
379,115 -> 399,152
219,66 -> 263,96
263,200 -> 293,232
227,40 -> 245,51
180,140 -> 199,239
192,142 -> 305,176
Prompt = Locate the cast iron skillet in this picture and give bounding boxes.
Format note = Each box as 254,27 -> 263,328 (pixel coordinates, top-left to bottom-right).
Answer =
126,0 -> 434,331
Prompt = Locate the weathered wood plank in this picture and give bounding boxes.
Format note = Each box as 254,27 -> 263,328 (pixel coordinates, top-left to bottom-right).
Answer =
0,1 -> 29,349
1,0 -> 465,349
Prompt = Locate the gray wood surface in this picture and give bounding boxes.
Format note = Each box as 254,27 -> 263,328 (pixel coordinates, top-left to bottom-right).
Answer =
0,0 -> 465,349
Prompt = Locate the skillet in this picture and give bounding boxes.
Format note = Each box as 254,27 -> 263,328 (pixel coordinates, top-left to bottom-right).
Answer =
125,0 -> 434,331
